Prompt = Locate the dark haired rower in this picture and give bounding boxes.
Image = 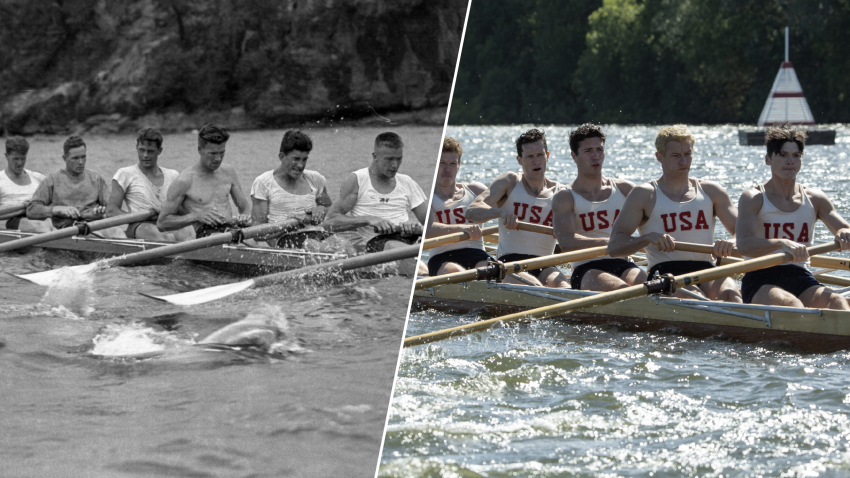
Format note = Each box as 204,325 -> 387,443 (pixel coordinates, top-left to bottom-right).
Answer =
249,129 -> 333,248
157,123 -> 252,238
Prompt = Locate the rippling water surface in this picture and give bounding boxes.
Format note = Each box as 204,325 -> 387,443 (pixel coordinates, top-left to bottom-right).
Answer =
381,124 -> 850,477
0,126 -> 438,477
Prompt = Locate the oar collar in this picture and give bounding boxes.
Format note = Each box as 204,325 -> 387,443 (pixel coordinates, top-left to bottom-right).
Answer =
72,220 -> 92,236
475,259 -> 506,282
645,273 -> 677,295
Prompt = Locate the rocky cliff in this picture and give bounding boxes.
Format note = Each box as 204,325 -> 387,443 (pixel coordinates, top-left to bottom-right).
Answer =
0,0 -> 466,135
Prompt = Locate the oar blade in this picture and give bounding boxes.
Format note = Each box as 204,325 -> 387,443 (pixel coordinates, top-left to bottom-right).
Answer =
140,279 -> 256,306
11,262 -> 101,286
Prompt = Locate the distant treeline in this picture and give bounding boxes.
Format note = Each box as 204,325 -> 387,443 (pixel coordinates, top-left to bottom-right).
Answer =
451,0 -> 850,125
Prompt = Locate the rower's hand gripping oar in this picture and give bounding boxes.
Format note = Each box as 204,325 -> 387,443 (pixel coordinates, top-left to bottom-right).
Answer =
139,244 -> 422,306
13,218 -> 304,286
0,210 -> 154,254
404,241 -> 841,347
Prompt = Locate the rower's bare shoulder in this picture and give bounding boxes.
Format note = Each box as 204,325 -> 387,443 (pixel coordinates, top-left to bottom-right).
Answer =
467,181 -> 487,196
803,186 -> 832,207
697,179 -> 731,197
552,188 -> 575,211
611,178 -> 636,195
630,181 -> 655,197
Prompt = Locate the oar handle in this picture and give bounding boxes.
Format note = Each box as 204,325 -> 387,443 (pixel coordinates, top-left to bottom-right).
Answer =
0,210 -> 154,253
103,218 -> 303,268
0,203 -> 25,220
674,241 -> 743,258
415,246 -> 608,290
404,241 -> 840,347
422,225 -> 499,251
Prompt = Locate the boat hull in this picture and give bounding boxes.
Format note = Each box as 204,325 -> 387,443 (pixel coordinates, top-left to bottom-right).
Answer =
738,130 -> 836,146
0,230 -> 341,276
414,281 -> 850,353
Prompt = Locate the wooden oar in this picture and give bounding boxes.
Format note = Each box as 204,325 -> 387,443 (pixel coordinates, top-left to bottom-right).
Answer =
416,245 -> 608,290
0,203 -> 26,220
0,210 -> 154,254
422,225 -> 498,250
13,219 -> 303,286
404,241 -> 840,347
422,221 -> 553,251
140,244 -> 421,306
675,241 -> 845,270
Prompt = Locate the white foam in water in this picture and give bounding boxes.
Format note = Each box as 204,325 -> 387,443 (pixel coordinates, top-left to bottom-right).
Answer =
40,266 -> 95,317
91,323 -> 177,357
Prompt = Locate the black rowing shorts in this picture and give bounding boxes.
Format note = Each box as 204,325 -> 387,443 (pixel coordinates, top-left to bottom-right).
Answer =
570,258 -> 640,290
427,248 -> 492,276
647,260 -> 715,278
741,264 -> 821,304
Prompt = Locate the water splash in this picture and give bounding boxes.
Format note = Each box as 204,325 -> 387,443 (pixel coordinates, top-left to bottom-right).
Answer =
91,322 -> 183,358
39,266 -> 96,317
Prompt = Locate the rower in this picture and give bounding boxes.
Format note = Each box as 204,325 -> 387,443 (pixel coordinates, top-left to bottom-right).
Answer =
424,137 -> 489,276
608,125 -> 741,301
323,132 -> 427,253
26,135 -> 124,238
466,128 -> 568,288
0,136 -> 50,232
106,128 -> 193,241
157,123 -> 252,238
552,124 -> 645,291
736,125 -> 850,310
249,130 -> 332,248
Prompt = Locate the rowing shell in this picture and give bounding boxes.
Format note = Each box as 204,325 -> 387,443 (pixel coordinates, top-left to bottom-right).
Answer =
0,229 -> 342,276
413,280 -> 850,353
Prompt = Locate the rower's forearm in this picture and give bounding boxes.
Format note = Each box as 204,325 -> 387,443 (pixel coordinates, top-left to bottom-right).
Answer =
425,222 -> 472,239
157,213 -> 196,232
559,236 -> 609,252
607,234 -> 647,257
26,202 -> 53,220
323,214 -> 373,232
465,205 -> 502,224
736,237 -> 785,257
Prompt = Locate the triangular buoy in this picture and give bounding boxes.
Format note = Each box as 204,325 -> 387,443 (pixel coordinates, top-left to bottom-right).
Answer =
757,61 -> 816,126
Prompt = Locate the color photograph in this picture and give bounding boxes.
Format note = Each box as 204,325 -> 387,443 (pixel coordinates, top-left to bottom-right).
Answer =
0,1 -> 467,477
382,1 -> 850,476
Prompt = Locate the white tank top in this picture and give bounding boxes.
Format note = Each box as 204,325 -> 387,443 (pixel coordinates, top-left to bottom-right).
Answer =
744,183 -> 816,269
497,174 -> 559,258
345,168 -> 427,244
570,178 -> 628,268
430,184 -> 485,257
639,179 -> 715,268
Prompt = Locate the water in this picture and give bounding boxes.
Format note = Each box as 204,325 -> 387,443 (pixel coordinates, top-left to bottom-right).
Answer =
0,125 -> 440,477
381,124 -> 850,477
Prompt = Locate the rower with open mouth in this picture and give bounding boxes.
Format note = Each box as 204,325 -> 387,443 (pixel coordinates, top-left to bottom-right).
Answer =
26,135 -> 125,238
422,136 -> 490,277
247,130 -> 333,249
466,128 -> 568,288
0,136 -> 51,233
323,132 -> 427,254
105,128 -> 194,242
156,123 -> 252,239
608,125 -> 741,301
737,124 -> 850,310
552,123 -> 646,291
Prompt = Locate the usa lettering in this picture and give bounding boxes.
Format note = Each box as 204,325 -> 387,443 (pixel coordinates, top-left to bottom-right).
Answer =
660,211 -> 710,233
435,208 -> 467,225
578,209 -> 621,231
512,202 -> 553,226
763,222 -> 810,242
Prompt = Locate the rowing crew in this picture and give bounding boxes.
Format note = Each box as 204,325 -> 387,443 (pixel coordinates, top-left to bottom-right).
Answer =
0,125 -> 427,254
424,124 -> 850,311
